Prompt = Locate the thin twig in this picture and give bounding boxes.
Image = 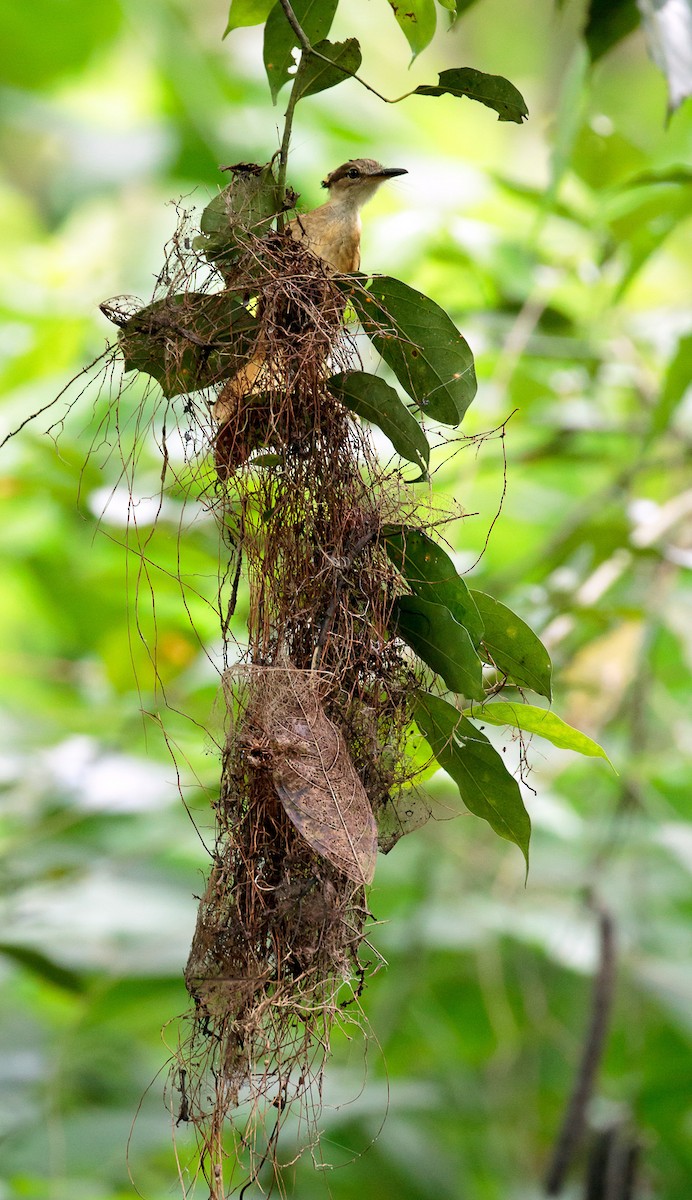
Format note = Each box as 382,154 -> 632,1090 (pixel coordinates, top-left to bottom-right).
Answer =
275,0 -> 417,217
543,894 -> 617,1195
277,0 -> 413,107
278,0 -> 311,49
277,78 -> 300,222
0,349 -> 112,451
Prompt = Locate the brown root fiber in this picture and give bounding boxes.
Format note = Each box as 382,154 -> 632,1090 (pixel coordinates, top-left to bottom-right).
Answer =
168,225 -> 427,1193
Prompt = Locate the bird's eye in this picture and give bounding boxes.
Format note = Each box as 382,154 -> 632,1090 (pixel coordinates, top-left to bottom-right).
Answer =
346,168 -> 360,179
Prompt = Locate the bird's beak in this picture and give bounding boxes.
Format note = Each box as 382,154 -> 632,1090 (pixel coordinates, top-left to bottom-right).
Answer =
377,167 -> 408,178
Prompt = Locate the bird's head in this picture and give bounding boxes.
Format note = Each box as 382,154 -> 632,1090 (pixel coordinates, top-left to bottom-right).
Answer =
321,158 -> 407,208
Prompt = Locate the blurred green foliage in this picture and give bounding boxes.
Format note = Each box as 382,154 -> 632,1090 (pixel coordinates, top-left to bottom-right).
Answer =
1,1 -> 691,1198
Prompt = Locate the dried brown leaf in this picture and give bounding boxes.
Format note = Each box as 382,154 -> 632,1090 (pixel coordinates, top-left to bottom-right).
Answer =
249,670 -> 378,885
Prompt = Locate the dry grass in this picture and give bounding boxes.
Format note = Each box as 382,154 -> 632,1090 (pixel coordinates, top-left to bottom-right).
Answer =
153,223 -> 428,1194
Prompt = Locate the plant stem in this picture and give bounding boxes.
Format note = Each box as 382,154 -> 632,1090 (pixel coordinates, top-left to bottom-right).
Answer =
278,0 -> 311,50
276,75 -> 300,228
277,0 -> 411,108
274,0 -> 416,227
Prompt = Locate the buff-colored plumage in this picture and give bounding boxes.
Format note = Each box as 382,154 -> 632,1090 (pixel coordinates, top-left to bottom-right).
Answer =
213,159 -> 407,421
286,158 -> 407,273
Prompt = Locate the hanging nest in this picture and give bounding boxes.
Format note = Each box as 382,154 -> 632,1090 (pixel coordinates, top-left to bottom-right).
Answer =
29,155 -> 525,1198
139,197 -> 434,1195
95,165 -> 460,1196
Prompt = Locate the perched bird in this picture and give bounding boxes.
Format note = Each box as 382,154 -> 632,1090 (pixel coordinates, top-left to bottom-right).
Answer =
287,158 -> 408,273
213,159 -> 407,424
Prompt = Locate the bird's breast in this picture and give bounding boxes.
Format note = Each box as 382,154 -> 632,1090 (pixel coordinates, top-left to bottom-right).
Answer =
288,206 -> 361,273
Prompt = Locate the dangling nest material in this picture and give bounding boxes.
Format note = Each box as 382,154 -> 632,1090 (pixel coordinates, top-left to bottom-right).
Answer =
184,669 -> 374,1125
117,200 -> 432,1194
180,659 -> 419,1193
211,233 -> 352,480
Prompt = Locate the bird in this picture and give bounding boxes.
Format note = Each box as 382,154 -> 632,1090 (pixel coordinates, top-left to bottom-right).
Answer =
286,158 -> 408,273
213,159 -> 407,424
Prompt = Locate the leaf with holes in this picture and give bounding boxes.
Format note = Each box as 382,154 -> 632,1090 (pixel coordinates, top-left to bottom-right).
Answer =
263,0 -> 338,102
384,526 -> 484,645
470,590 -> 552,700
256,673 -> 378,885
293,37 -> 362,101
347,276 -> 476,426
329,371 -> 429,478
414,690 -> 530,866
376,788 -> 434,853
394,595 -> 484,699
115,292 -> 257,399
415,67 -> 528,123
387,0 -> 437,57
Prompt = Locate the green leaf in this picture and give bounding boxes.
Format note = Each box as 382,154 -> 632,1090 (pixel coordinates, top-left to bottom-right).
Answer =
0,942 -> 85,993
347,276 -> 476,426
224,0 -> 275,35
292,37 -> 362,101
546,45 -> 588,210
466,702 -> 613,764
383,526 -> 484,645
114,292 -> 257,399
470,591 -> 552,700
386,0 -> 437,57
414,691 -> 531,865
623,164 -> 692,187
583,0 -> 639,61
435,0 -> 462,26
604,183 -> 692,299
263,0 -> 338,103
415,67 -> 528,123
394,595 -> 484,699
328,371 -> 429,478
252,452 -> 283,467
195,163 -> 281,276
437,0 -> 479,21
376,789 -> 434,853
648,333 -> 692,443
